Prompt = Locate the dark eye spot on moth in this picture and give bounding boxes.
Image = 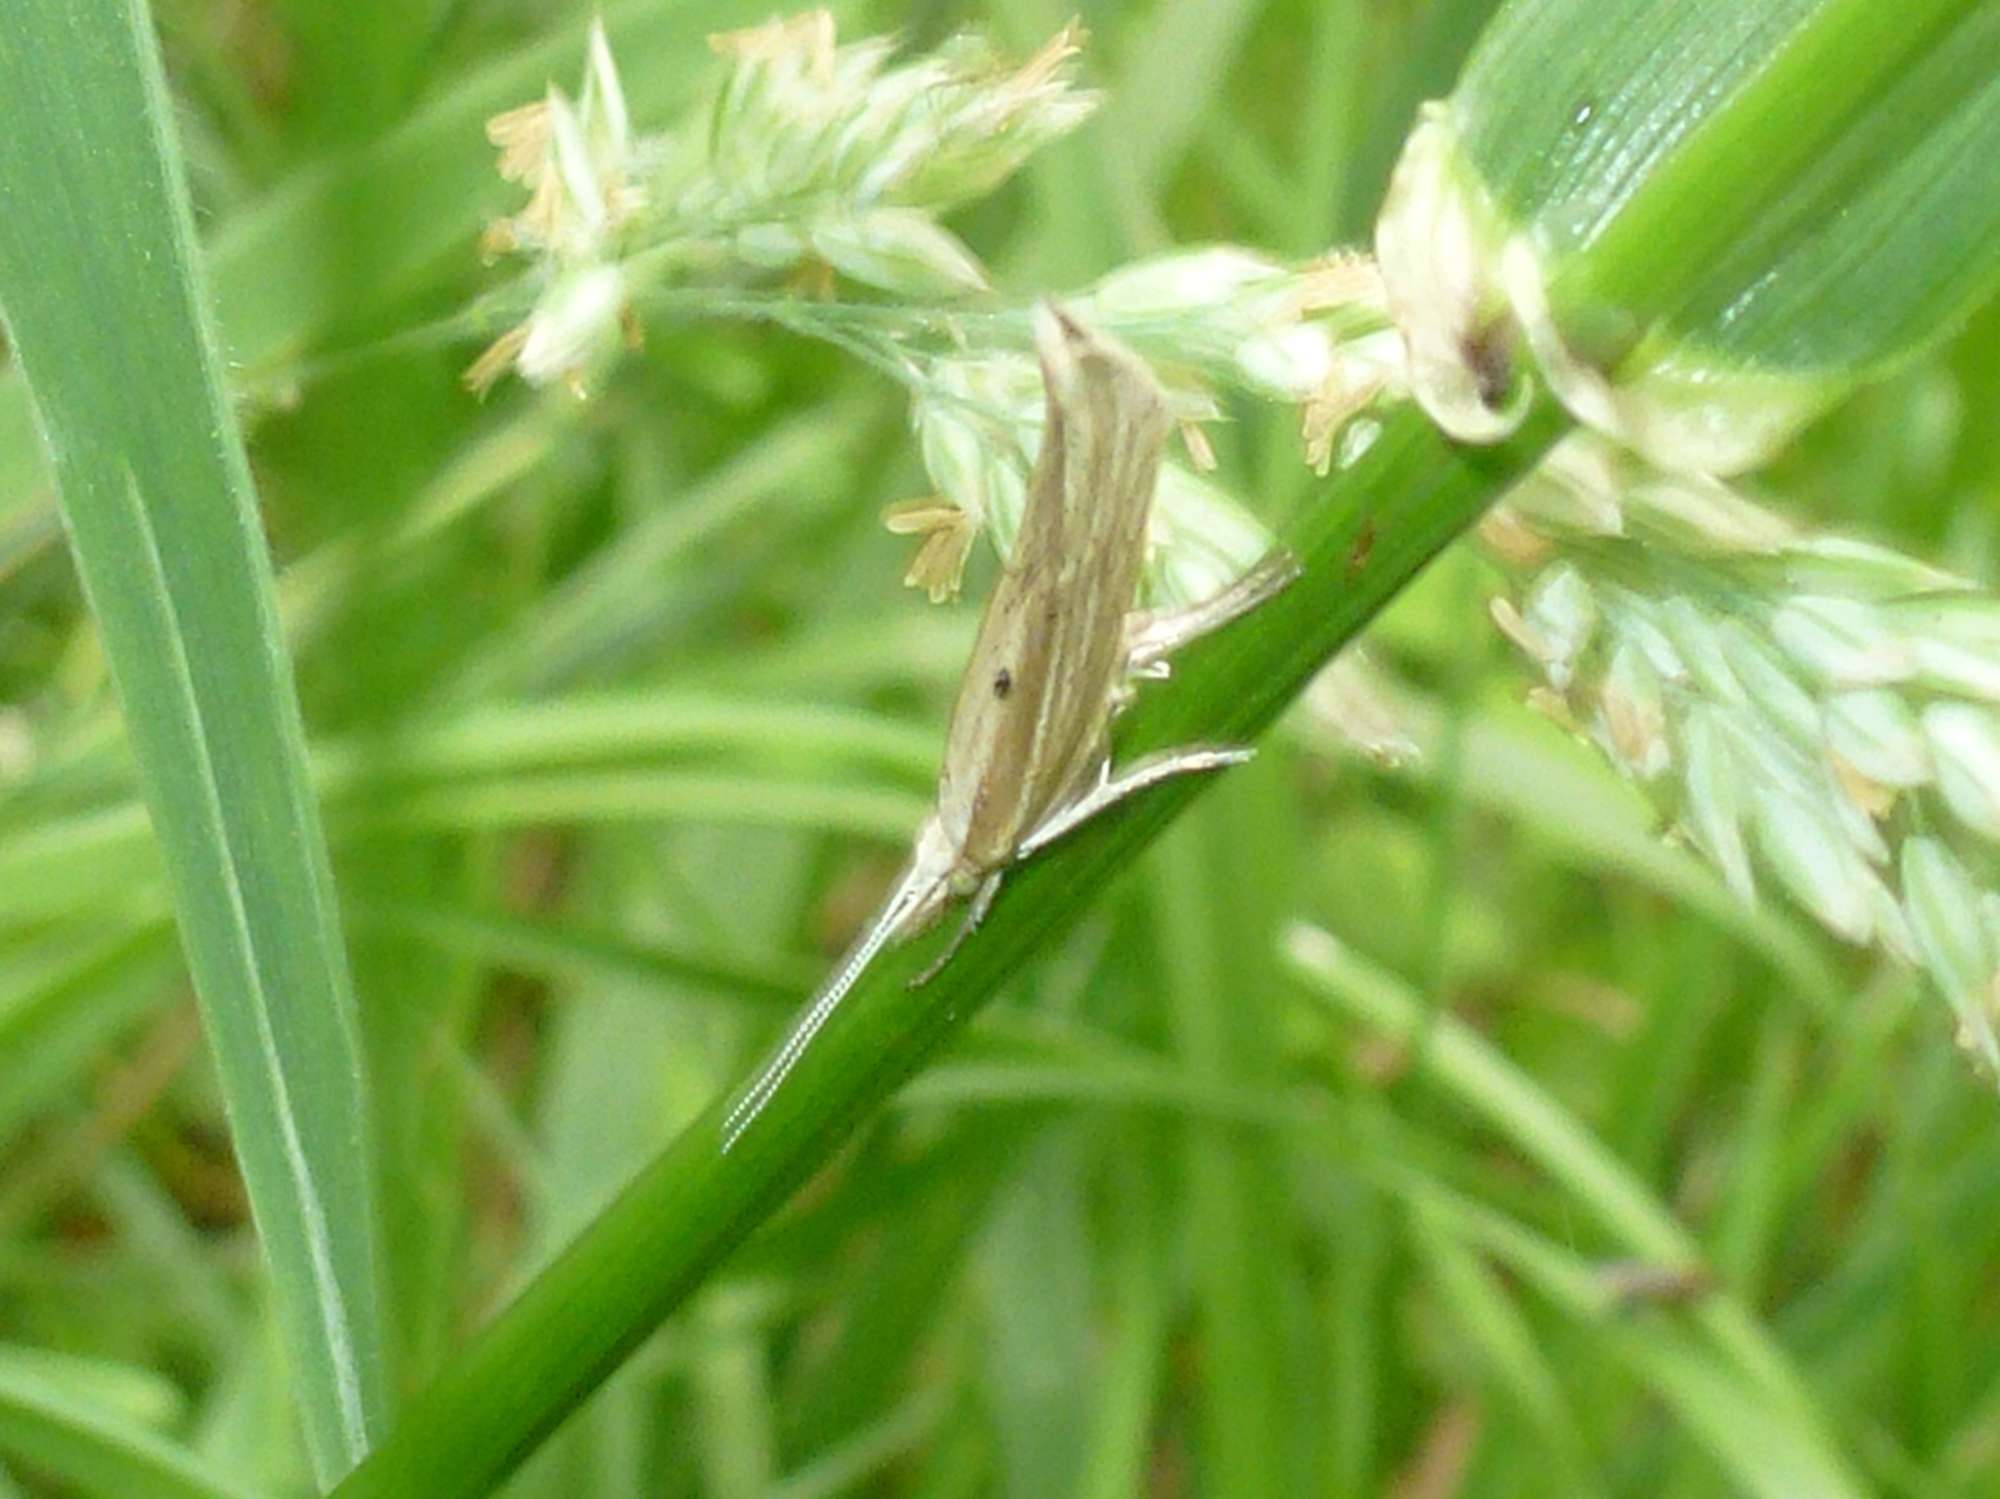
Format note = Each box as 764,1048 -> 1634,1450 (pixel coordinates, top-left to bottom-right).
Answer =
992,667 -> 1013,699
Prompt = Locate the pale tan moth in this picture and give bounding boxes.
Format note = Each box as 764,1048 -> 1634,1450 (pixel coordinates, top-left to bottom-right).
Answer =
723,303 -> 1296,1147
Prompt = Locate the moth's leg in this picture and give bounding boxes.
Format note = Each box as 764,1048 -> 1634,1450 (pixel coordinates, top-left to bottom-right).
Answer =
1125,549 -> 1300,680
908,871 -> 1003,988
1016,746 -> 1252,860
907,747 -> 1251,988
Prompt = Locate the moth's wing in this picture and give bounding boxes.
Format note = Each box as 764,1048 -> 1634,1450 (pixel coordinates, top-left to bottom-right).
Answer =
1008,306 -> 1173,817
936,304 -> 1172,866
935,537 -> 1048,865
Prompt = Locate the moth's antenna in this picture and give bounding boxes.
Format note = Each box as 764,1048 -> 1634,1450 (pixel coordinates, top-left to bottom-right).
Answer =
719,858 -> 939,1151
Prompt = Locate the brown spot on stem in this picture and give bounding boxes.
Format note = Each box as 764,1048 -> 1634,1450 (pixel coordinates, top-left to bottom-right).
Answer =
1347,518 -> 1377,577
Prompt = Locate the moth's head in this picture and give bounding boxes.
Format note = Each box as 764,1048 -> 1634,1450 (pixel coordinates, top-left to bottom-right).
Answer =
1031,300 -> 1091,413
1030,299 -> 1169,450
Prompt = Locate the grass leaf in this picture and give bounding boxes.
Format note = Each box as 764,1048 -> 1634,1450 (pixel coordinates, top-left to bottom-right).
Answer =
0,3 -> 386,1480
0,1345 -> 264,1499
1283,924 -> 1857,1477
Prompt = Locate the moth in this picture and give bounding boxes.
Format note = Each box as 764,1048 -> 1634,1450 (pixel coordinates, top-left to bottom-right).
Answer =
723,303 -> 1296,1147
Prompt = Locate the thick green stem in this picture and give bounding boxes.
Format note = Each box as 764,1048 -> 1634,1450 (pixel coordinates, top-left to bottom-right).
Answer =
328,403 -> 1563,1499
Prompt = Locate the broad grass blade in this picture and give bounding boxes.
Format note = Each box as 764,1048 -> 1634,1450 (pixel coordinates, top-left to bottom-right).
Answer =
0,3 -> 386,1480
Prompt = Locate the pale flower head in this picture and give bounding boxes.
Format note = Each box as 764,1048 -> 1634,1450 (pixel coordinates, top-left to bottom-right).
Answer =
467,20 -> 645,395
515,263 -> 630,393
481,20 -> 643,264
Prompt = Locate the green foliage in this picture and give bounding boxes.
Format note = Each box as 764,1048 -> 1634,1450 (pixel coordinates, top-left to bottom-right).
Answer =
1,2 -> 1998,1497
1464,0 -> 2000,376
0,3 -> 385,1483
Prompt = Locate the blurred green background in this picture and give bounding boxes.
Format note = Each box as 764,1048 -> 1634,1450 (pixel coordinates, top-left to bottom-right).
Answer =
2,1 -> 1999,1495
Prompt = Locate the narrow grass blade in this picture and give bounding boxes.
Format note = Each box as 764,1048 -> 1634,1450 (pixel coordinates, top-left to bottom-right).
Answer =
1283,925 -> 1853,1471
785,1146 -> 1011,1460
977,1138 -> 1097,1498
0,929 -> 175,1148
1154,773 -> 1301,1499
1094,0 -> 1262,243
0,777 -> 927,928
1347,701 -> 1843,1004
1405,1199 -> 1600,1494
1073,1143 -> 1171,1499
767,1393 -> 944,1499
1412,1187 -> 1866,1499
0,1346 -> 264,1499
0,3 -> 385,1480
